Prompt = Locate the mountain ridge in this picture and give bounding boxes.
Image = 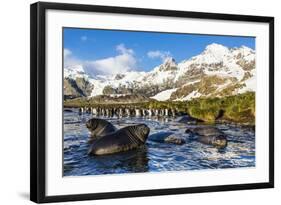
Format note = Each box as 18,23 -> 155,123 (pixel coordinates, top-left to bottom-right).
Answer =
64,43 -> 255,101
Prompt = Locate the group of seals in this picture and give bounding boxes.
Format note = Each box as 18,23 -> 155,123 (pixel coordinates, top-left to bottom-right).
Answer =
185,126 -> 228,149
149,126 -> 227,148
85,117 -> 228,156
86,118 -> 150,155
176,115 -> 228,148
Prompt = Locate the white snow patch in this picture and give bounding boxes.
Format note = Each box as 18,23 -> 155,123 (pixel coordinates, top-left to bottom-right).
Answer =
238,74 -> 256,93
175,90 -> 201,101
151,88 -> 178,101
89,79 -> 106,96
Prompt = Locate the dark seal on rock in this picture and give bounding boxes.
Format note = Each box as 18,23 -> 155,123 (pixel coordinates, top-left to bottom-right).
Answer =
149,132 -> 185,145
86,118 -> 117,143
88,124 -> 150,155
186,126 -> 227,148
164,135 -> 185,145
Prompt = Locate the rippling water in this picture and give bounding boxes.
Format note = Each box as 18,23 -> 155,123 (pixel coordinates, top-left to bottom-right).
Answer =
63,108 -> 255,176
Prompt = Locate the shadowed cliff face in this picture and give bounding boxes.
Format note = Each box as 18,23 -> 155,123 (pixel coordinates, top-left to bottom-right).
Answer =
64,77 -> 94,99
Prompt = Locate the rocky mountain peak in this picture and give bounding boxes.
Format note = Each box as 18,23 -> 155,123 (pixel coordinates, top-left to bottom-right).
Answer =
232,46 -> 255,59
163,57 -> 176,64
64,64 -> 87,79
205,43 -> 229,53
159,57 -> 178,72
188,43 -> 231,65
114,74 -> 125,80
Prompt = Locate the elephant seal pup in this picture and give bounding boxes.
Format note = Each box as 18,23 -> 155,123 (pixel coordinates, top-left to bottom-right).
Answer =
86,118 -> 117,143
88,124 -> 150,155
186,126 -> 227,148
149,132 -> 185,145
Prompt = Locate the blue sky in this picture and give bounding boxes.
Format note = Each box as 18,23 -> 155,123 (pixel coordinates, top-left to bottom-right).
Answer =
64,28 -> 255,75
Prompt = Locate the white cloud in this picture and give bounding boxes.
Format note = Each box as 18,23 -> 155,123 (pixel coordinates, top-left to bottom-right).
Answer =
147,50 -> 171,61
81,36 -> 88,41
64,48 -> 72,58
64,48 -> 81,67
64,44 -> 137,76
84,44 -> 136,76
116,43 -> 134,55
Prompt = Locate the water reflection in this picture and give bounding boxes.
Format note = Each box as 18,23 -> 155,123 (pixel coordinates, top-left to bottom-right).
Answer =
88,147 -> 149,173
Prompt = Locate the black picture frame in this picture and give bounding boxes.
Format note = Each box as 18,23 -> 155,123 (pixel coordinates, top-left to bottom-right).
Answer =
30,1 -> 274,203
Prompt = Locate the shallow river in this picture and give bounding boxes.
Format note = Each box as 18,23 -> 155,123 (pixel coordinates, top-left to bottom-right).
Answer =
63,108 -> 255,176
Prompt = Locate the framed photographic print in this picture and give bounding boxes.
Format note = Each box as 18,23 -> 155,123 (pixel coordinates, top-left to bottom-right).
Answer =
30,2 -> 274,203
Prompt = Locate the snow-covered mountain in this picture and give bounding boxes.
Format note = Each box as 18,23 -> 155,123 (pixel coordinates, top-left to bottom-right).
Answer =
64,43 -> 255,101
